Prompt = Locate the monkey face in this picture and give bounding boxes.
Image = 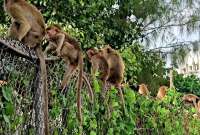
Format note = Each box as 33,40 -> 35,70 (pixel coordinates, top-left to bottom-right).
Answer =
46,26 -> 59,39
46,29 -> 56,38
86,48 -> 99,60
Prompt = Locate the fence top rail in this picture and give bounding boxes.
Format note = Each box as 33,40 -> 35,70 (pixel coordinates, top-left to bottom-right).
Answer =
0,38 -> 60,62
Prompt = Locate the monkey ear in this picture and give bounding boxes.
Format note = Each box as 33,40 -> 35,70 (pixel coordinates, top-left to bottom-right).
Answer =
106,47 -> 112,53
55,28 -> 60,33
86,50 -> 94,58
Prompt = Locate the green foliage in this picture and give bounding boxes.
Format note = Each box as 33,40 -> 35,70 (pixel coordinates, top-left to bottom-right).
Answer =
0,0 -> 171,49
0,24 -> 8,36
1,73 -> 200,134
174,71 -> 200,96
1,0 -> 200,134
121,44 -> 142,84
137,51 -> 167,95
121,44 -> 167,95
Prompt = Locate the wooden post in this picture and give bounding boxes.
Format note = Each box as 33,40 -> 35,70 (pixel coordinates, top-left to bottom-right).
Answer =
34,65 -> 45,135
34,46 -> 49,135
169,67 -> 174,89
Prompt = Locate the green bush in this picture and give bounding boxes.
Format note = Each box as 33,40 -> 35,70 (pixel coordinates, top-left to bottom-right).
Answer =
2,78 -> 200,134
174,71 -> 200,96
121,45 -> 167,95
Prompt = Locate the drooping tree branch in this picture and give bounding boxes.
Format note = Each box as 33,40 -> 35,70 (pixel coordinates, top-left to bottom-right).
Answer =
146,40 -> 200,52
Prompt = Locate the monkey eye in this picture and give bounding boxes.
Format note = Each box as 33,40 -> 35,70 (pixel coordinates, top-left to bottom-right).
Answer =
35,35 -> 39,38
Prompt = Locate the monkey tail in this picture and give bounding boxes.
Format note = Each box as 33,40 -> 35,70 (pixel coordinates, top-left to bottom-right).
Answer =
83,73 -> 94,104
77,52 -> 83,125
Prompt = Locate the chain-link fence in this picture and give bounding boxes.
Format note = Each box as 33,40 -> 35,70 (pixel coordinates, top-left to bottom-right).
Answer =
0,38 -> 93,135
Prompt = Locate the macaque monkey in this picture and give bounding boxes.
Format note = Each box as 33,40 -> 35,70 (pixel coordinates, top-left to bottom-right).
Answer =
98,45 -> 125,88
182,94 -> 200,109
4,0 -> 46,48
4,1 -> 48,134
86,48 -> 109,93
102,45 -> 126,111
45,24 -> 86,124
182,94 -> 200,103
45,25 -> 82,89
138,83 -> 149,96
183,94 -> 200,115
44,24 -> 79,57
156,86 -> 168,100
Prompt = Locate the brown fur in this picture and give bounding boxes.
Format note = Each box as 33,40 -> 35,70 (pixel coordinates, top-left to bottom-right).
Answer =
101,45 -> 125,112
183,94 -> 200,115
4,0 -> 45,48
197,101 -> 200,113
87,48 -> 109,94
156,86 -> 168,100
99,45 -> 125,86
45,25 -> 94,125
182,94 -> 200,103
138,83 -> 149,96
182,94 -> 200,112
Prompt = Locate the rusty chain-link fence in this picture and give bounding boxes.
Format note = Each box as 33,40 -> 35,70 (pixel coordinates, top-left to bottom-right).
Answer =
0,38 -> 93,135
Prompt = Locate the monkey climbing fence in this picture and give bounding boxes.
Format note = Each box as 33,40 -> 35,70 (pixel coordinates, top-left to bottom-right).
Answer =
0,38 -> 92,135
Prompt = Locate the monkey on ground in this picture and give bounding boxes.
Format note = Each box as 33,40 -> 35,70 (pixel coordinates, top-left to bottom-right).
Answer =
4,1 -> 49,134
182,94 -> 200,104
138,84 -> 149,96
87,45 -> 125,111
182,94 -> 200,109
182,94 -> 200,116
131,83 -> 149,96
45,24 -> 94,124
156,86 -> 168,100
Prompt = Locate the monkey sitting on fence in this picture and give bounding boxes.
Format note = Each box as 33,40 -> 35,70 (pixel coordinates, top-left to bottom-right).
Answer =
45,24 -> 95,124
87,45 -> 126,111
86,48 -> 109,95
4,0 -> 46,48
4,1 -> 49,134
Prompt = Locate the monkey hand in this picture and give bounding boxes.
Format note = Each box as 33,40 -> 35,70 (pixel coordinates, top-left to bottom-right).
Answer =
56,49 -> 61,57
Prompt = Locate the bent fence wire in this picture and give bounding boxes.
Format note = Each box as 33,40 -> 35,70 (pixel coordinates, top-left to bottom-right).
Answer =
0,38 -> 92,135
